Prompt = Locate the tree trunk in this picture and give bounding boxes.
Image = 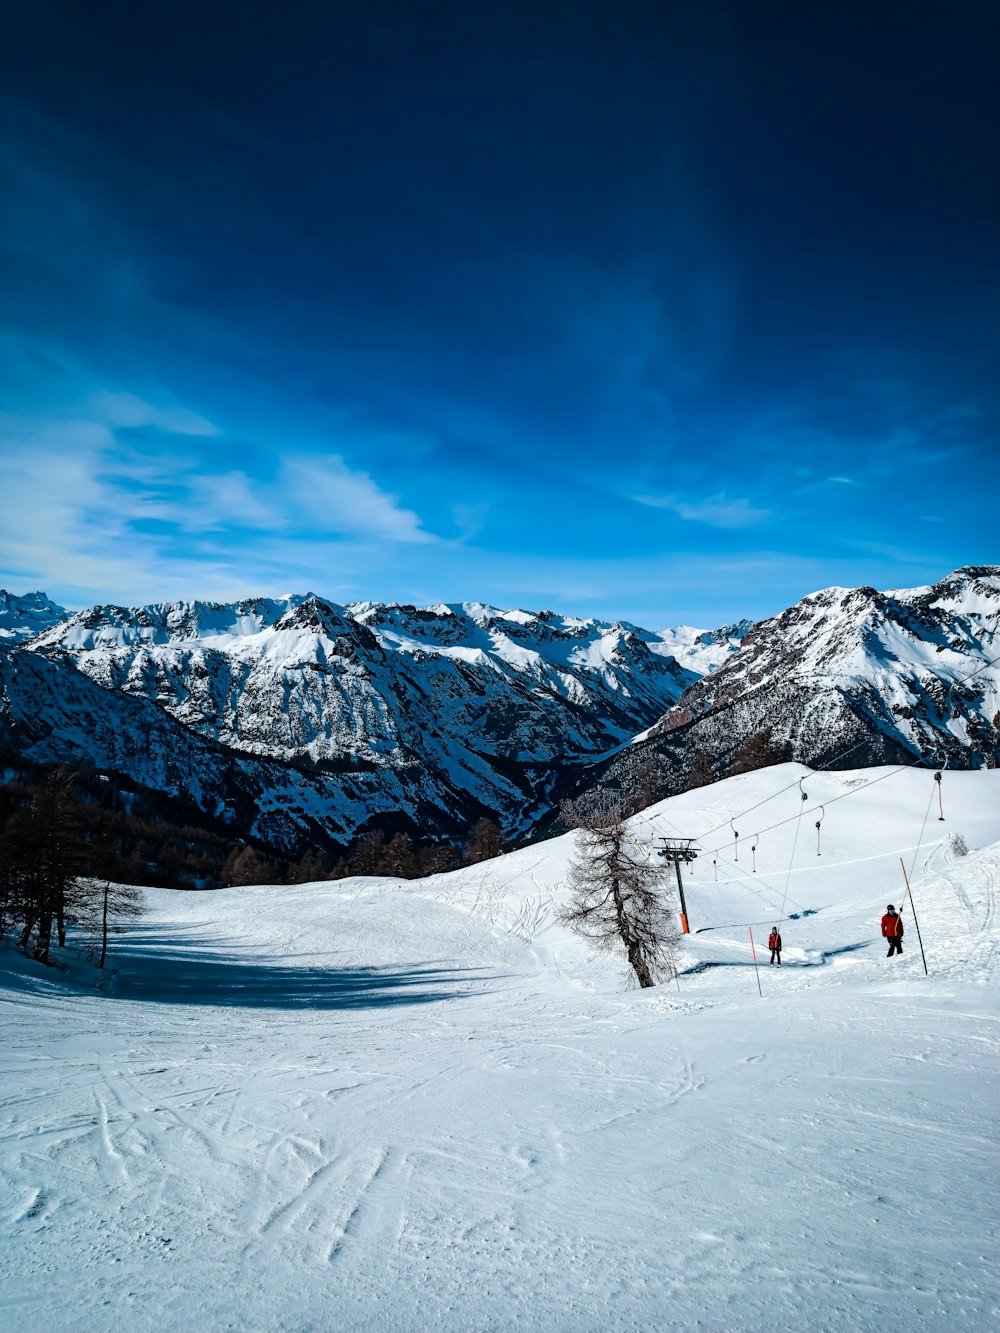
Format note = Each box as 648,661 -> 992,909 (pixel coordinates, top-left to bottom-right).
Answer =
36,908 -> 52,964
56,900 -> 66,949
627,940 -> 655,988
99,882 -> 110,970
612,878 -> 655,988
19,911 -> 36,952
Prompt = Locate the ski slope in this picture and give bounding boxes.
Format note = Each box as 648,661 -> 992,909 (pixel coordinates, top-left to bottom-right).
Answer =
1,764 -> 999,1331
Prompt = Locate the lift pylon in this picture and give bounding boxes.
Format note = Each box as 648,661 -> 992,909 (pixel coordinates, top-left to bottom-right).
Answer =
657,838 -> 700,934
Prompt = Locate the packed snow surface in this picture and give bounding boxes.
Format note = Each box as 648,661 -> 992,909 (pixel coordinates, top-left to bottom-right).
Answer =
2,764 -> 998,1331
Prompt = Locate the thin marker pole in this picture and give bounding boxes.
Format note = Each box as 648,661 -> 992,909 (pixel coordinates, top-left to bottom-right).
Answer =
748,926 -> 763,998
899,857 -> 929,976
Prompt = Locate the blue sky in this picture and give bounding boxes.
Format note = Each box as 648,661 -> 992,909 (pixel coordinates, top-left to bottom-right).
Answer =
1,2 -> 998,626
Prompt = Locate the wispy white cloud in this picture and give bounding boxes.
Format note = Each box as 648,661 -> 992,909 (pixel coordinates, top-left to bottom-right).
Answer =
91,391 -> 220,438
0,392 -> 438,604
450,502 -> 490,543
183,471 -> 277,531
631,491 -> 771,528
280,455 -> 435,545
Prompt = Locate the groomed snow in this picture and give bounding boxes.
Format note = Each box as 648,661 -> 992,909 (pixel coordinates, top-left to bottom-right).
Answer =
2,765 -> 998,1331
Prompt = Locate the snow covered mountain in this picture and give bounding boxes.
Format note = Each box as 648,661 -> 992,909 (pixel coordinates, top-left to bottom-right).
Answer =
0,590 -> 69,643
8,595 -> 730,847
586,565 -> 1000,803
4,568 -> 996,854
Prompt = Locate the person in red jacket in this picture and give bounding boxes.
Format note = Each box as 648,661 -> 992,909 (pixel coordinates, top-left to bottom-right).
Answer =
881,904 -> 904,957
768,927 -> 782,966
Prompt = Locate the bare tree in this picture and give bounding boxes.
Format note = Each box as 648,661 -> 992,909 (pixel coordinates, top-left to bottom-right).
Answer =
627,757 -> 661,815
79,878 -> 144,970
417,844 -> 454,876
558,796 -> 678,988
383,832 -> 418,878
2,776 -> 87,963
351,830 -> 387,876
725,727 -> 791,777
221,843 -> 275,886
463,817 -> 504,865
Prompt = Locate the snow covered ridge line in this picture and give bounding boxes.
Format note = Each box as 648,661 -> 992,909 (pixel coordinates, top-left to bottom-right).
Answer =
0,590 -> 69,643
571,566 -> 1000,811
0,591 -> 748,849
1,565 -> 997,855
8,591 -> 747,842
20,590 -> 746,670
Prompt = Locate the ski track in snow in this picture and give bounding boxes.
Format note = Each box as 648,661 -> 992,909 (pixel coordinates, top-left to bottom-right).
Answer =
1,765 -> 999,1332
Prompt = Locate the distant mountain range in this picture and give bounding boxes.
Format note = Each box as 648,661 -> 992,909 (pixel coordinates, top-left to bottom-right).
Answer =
0,568 -> 996,855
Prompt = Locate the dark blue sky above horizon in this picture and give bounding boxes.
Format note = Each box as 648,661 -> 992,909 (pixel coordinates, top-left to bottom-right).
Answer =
1,1 -> 998,625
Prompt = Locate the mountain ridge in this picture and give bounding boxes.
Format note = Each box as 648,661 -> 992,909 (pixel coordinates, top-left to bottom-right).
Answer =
6,592 -> 746,848
573,565 -> 999,817
2,567 -> 996,860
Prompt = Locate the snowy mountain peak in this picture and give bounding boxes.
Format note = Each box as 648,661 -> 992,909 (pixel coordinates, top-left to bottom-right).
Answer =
626,566 -> 1000,783
0,590 -> 70,643
18,590 -> 744,844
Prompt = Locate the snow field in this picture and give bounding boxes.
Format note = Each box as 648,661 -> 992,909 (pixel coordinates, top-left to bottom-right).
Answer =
1,764 -> 998,1331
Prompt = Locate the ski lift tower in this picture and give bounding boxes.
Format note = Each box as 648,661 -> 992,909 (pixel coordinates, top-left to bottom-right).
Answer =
657,837 -> 699,935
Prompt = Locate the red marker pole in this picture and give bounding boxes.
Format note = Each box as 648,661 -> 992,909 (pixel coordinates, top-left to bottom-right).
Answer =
748,927 -> 763,998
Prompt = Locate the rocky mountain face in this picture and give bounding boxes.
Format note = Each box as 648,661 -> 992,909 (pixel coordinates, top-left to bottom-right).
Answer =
3,569 -> 995,856
580,566 -> 1000,808
5,596 -> 733,849
0,591 -> 69,643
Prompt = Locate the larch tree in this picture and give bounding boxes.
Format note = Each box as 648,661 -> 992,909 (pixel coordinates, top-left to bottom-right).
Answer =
558,795 -> 678,989
84,877 -> 144,970
383,832 -> 418,878
463,817 -> 504,865
351,830 -> 387,876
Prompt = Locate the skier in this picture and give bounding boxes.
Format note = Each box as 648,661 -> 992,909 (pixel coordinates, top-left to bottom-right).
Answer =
881,904 -> 904,957
768,926 -> 782,966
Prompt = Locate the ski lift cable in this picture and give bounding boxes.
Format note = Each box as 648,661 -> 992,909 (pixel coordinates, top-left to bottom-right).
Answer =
712,844 -> 807,915
691,737 -> 869,843
905,777 -> 940,890
703,761 -> 920,859
689,649 -> 1000,847
644,804 -> 806,915
775,779 -> 808,931
701,753 -> 927,860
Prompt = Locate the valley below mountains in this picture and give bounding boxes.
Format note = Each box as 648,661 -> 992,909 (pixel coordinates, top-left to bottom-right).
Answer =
0,567 -> 997,871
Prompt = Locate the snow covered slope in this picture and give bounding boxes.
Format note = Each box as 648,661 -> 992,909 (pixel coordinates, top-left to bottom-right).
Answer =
1,763 -> 997,1330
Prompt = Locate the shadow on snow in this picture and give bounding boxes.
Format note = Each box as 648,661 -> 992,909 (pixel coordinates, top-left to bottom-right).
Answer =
693,908 -> 823,935
97,926 -> 501,1010
680,941 -> 871,976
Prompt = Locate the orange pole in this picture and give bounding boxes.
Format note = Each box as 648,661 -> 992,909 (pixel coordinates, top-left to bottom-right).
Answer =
674,860 -> 691,934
